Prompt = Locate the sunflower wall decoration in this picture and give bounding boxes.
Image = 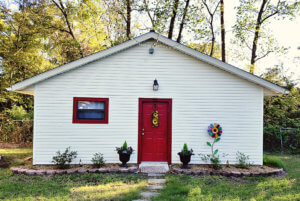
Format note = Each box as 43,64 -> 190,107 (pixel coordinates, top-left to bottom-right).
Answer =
208,123 -> 223,138
206,123 -> 223,157
152,104 -> 159,127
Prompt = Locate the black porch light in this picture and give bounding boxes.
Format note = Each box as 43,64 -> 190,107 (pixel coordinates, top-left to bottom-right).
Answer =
153,79 -> 159,91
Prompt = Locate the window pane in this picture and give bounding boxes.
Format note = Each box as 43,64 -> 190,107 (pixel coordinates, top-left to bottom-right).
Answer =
77,111 -> 105,120
78,101 -> 105,110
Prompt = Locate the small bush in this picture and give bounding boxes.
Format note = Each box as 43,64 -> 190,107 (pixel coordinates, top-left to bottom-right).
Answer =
200,154 -> 221,170
210,157 -> 221,170
91,153 -> 105,168
263,154 -> 286,170
52,147 -> 77,169
236,151 -> 251,168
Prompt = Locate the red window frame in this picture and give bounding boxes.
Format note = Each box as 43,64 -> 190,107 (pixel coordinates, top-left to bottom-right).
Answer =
73,97 -> 109,124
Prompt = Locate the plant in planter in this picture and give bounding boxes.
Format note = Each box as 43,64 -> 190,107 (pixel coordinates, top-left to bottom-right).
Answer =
116,141 -> 134,167
178,143 -> 194,169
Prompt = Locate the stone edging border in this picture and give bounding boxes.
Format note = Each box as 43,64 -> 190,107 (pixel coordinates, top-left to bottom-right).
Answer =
171,168 -> 285,177
10,167 -> 138,176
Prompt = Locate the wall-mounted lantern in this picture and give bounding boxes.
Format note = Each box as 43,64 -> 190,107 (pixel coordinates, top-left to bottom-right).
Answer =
149,47 -> 154,54
153,79 -> 159,91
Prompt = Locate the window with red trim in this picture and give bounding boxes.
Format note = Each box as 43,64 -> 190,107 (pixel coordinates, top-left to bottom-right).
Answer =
73,97 -> 109,124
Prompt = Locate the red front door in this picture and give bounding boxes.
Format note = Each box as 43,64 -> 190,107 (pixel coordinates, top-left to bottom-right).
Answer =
138,98 -> 172,164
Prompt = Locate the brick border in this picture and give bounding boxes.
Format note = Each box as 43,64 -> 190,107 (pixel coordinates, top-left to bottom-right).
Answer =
10,167 -> 138,176
171,168 -> 285,177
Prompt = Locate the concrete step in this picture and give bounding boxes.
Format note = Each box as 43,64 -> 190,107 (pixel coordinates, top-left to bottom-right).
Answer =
148,178 -> 166,185
147,185 -> 164,190
132,200 -> 148,201
140,191 -> 160,198
139,162 -> 169,174
148,173 -> 165,177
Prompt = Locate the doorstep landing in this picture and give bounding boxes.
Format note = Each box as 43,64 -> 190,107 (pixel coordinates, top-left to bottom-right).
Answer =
139,162 -> 169,174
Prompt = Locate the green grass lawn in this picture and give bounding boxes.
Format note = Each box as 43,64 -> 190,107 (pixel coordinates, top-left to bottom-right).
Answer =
0,148 -> 147,201
0,148 -> 299,201
153,154 -> 300,201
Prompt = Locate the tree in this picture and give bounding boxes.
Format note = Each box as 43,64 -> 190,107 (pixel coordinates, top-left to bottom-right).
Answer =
50,0 -> 84,58
168,0 -> 179,39
177,0 -> 190,43
201,0 -> 220,57
188,42 -> 221,59
0,2 -> 53,111
126,0 -> 132,38
234,0 -> 300,74
220,0 -> 225,62
140,0 -> 173,33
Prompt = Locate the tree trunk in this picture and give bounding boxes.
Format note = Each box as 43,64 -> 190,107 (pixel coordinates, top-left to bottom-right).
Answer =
209,20 -> 215,57
177,0 -> 190,43
250,0 -> 267,74
220,0 -> 225,62
168,0 -> 179,39
126,0 -> 131,39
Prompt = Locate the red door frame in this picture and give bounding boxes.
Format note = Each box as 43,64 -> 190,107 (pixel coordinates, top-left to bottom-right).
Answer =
138,98 -> 172,164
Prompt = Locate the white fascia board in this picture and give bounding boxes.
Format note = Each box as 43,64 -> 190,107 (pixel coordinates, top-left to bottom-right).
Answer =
7,32 -> 157,92
155,34 -> 288,95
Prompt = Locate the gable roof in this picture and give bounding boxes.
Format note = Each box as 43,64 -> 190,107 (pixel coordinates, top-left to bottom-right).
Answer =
7,31 -> 288,95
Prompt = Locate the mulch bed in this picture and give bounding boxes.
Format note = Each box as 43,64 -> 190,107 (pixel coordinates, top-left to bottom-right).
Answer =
10,163 -> 285,177
170,164 -> 285,177
10,164 -> 139,176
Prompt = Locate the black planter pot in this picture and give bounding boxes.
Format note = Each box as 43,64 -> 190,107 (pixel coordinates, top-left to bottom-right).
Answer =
178,153 -> 192,169
118,152 -> 131,168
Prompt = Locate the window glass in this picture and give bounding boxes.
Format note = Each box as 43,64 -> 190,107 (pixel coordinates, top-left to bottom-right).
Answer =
77,101 -> 105,110
77,111 -> 105,120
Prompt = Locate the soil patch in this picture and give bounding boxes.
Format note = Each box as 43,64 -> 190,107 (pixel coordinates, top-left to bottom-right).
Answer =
171,164 -> 279,173
0,142 -> 32,148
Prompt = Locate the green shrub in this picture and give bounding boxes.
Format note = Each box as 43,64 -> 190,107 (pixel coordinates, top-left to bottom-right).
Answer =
200,154 -> 221,170
52,147 -> 77,169
210,157 -> 221,170
91,153 -> 105,168
263,154 -> 286,170
6,105 -> 32,120
236,151 -> 251,168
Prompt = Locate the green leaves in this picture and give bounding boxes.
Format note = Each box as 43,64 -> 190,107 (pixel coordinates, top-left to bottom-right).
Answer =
215,138 -> 221,142
214,149 -> 219,155
206,142 -> 211,147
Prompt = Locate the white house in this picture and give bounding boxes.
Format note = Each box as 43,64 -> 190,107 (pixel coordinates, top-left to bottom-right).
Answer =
8,32 -> 287,165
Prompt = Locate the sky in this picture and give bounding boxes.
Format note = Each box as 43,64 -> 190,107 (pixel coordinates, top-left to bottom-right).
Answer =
4,0 -> 300,86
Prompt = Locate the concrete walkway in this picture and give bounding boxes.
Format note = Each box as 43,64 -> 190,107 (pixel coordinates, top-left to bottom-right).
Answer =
133,173 -> 166,201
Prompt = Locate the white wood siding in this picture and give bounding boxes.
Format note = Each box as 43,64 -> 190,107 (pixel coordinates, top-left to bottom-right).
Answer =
33,40 -> 264,165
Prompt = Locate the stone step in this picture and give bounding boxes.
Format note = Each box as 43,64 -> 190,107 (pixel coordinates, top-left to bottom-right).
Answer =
148,173 -> 165,177
132,200 -> 148,201
148,178 -> 166,185
147,185 -> 164,190
140,191 -> 160,198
